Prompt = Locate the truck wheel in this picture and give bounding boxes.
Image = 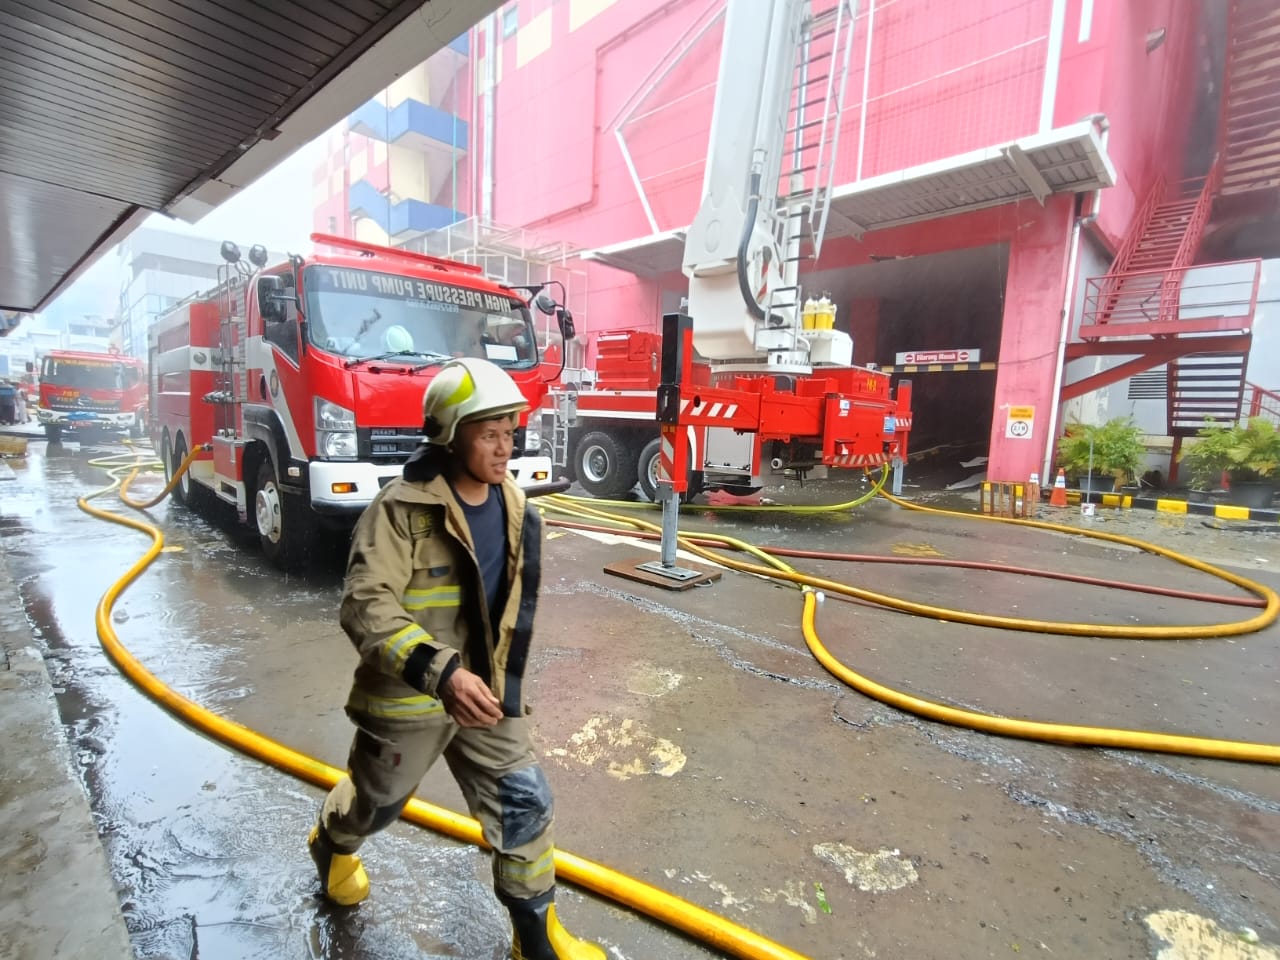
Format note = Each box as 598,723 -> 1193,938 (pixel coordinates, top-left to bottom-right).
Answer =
638,437 -> 703,503
167,434 -> 193,506
575,431 -> 638,499
254,457 -> 314,569
638,438 -> 664,502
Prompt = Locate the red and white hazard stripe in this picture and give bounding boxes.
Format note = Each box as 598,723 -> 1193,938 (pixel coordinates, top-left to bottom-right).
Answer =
829,452 -> 890,468
680,398 -> 739,421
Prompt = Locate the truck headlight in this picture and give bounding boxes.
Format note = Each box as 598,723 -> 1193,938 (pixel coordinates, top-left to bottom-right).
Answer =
316,398 -> 357,460
523,419 -> 541,454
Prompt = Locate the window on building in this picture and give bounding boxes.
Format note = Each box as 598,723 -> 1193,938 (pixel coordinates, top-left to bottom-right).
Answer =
501,4 -> 518,37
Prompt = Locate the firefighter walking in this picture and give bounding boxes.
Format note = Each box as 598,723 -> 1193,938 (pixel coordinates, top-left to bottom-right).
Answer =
309,358 -> 605,959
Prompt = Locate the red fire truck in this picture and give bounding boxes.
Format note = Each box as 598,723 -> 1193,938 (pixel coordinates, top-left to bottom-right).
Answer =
542,328 -> 912,501
37,348 -> 148,442
149,234 -> 567,569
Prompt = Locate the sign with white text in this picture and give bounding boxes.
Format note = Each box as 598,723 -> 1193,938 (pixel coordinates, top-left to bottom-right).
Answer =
894,348 -> 981,364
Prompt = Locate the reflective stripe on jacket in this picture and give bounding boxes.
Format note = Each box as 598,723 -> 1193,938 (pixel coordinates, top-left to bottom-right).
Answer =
339,445 -> 541,724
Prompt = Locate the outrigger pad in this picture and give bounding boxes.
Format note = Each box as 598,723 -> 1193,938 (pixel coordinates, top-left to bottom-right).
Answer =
603,558 -> 721,591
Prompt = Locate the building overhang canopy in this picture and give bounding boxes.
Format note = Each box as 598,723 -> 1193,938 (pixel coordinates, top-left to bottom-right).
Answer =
580,230 -> 687,278
827,120 -> 1116,237
580,121 -> 1114,276
0,0 -> 501,315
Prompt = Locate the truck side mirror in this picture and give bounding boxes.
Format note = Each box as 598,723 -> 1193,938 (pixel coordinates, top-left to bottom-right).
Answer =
257,276 -> 286,322
556,308 -> 575,342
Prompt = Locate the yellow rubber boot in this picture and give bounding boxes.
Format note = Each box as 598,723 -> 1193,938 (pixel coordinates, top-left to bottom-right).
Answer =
307,825 -> 370,906
508,890 -> 606,960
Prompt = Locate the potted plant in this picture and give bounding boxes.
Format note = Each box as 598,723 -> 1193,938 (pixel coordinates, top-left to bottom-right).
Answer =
1180,417 -> 1280,508
1056,416 -> 1146,493
1177,418 -> 1234,499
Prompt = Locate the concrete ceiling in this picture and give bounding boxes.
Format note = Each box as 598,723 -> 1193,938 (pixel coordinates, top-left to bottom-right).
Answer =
0,0 -> 501,315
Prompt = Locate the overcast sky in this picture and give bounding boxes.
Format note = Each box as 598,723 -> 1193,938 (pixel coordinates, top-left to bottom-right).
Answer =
42,139 -> 325,326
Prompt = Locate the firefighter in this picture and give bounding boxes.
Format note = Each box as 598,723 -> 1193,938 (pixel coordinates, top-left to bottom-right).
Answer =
309,357 -> 605,960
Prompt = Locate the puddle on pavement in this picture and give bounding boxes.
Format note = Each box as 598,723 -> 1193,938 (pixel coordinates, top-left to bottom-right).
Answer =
51,606 -> 513,960
7,443 -> 516,959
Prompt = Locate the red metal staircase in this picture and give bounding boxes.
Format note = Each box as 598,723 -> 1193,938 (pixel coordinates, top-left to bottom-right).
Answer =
1066,0 -> 1277,439
1218,0 -> 1280,205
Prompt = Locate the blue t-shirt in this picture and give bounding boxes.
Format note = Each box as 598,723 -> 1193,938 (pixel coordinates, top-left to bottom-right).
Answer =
456,484 -> 509,629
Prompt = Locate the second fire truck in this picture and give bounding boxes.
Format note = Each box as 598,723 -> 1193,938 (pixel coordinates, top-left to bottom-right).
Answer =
149,234 -> 569,569
37,348 -> 148,443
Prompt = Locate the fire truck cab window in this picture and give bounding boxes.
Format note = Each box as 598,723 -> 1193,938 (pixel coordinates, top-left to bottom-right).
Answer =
304,266 -> 538,368
263,305 -> 301,364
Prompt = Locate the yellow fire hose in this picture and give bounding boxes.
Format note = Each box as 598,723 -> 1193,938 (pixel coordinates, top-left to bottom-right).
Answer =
77,449 -> 811,960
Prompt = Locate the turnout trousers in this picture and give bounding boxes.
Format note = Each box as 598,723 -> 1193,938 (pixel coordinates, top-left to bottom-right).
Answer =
319,712 -> 556,901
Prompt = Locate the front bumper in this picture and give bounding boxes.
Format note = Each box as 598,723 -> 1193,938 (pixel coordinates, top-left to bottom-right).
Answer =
308,454 -> 556,517
38,409 -> 133,428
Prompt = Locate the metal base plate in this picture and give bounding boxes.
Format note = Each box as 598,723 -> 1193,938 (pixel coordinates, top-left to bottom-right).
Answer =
604,558 -> 722,591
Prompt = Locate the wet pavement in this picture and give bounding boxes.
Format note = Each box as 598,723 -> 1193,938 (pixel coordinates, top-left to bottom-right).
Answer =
1,437 -> 1278,959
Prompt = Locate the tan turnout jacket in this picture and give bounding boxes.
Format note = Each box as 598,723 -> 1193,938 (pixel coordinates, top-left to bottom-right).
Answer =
339,445 -> 541,725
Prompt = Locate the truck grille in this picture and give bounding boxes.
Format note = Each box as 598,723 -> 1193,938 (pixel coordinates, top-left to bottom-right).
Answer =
358,426 -> 423,463
357,426 -> 530,462
48,398 -> 121,413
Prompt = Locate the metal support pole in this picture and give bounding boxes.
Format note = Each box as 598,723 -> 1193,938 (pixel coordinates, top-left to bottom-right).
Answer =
636,313 -> 705,584
658,487 -> 680,569
892,456 -> 904,496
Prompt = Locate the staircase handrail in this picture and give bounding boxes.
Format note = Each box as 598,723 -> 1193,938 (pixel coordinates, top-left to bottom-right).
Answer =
1161,161 -> 1222,323
1171,163 -> 1221,272
1246,383 -> 1280,424
1110,175 -> 1167,275
1082,257 -> 1262,333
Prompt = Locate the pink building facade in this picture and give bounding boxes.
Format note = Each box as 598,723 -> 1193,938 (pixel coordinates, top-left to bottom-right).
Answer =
320,0 -> 1253,484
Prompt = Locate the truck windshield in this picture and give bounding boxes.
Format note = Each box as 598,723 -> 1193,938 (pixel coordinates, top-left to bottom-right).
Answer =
40,357 -> 139,390
304,265 -> 539,367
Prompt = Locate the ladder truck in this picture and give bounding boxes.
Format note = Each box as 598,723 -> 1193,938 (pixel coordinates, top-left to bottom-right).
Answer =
645,0 -> 913,575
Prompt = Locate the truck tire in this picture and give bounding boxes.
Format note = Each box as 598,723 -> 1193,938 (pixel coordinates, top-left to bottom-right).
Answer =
638,437 -> 704,503
254,456 -> 315,570
575,431 -> 638,499
167,434 -> 193,506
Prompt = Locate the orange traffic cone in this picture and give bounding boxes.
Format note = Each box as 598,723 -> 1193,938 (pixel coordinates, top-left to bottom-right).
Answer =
1049,468 -> 1068,507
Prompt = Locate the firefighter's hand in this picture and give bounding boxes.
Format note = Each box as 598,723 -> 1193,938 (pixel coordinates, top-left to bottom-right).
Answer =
441,668 -> 504,727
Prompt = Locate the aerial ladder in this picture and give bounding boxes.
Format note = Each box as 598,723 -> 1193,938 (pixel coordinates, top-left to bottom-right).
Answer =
643,0 -> 914,583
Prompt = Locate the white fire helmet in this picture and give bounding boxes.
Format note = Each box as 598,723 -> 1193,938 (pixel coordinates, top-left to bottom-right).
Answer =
422,357 -> 529,446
